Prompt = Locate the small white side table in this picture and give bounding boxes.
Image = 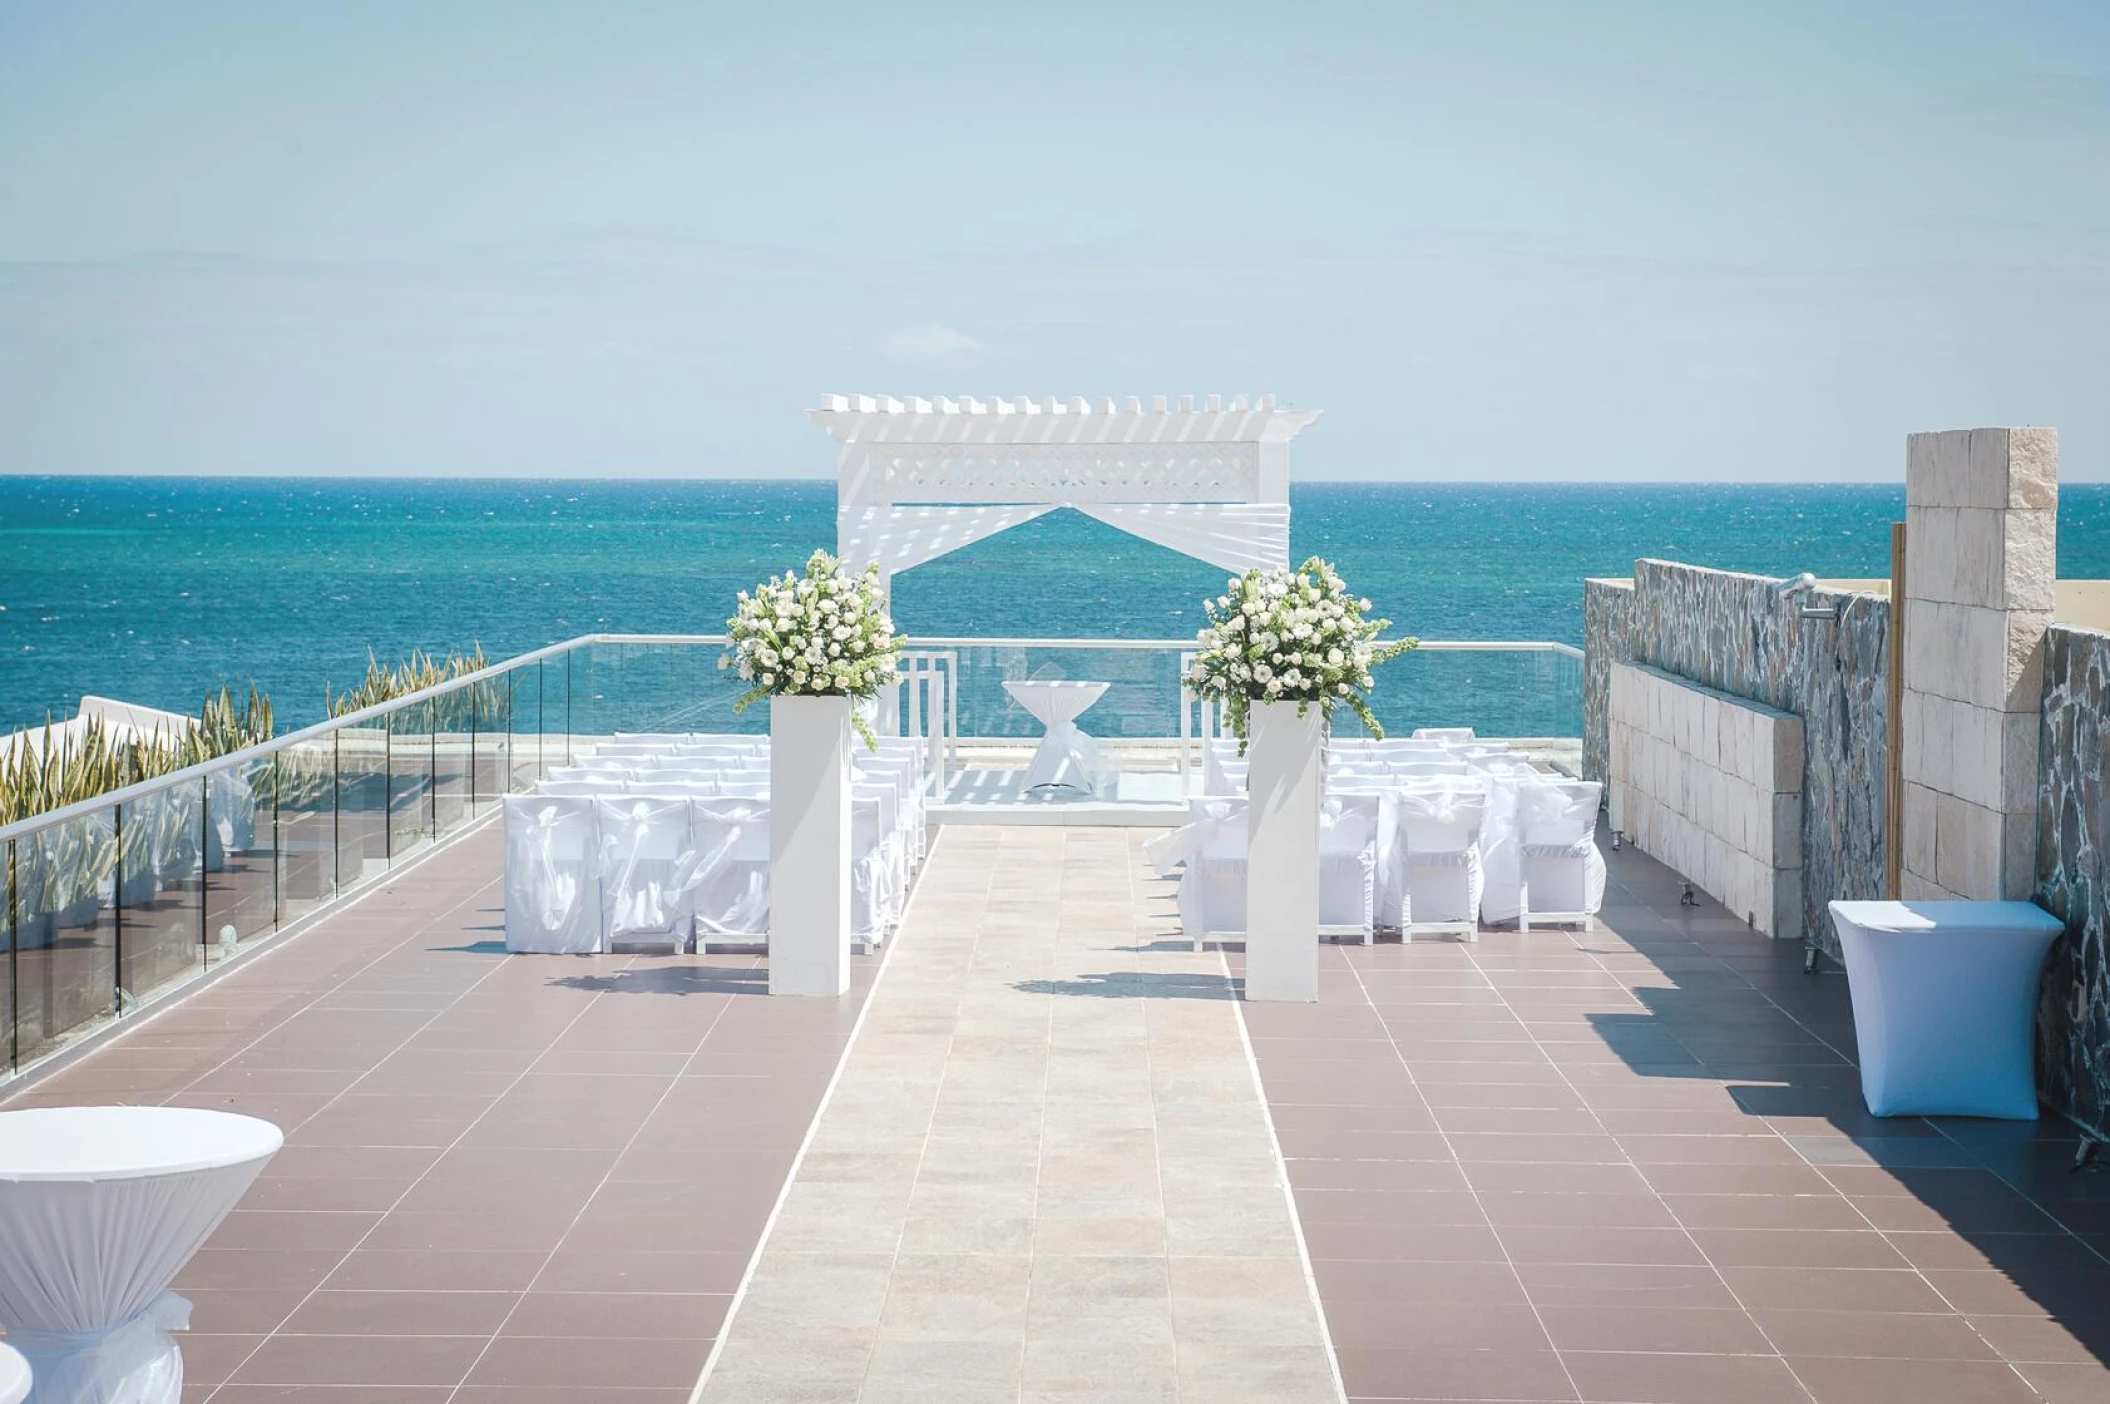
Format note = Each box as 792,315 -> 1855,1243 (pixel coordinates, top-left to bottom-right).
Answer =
1828,900 -> 2066,1119
0,1107 -> 283,1404
1003,681 -> 1109,794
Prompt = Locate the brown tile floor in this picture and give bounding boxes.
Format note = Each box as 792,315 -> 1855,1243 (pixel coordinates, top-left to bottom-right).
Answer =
14,812 -> 2110,1403
1232,827 -> 2110,1404
0,822 -> 879,1404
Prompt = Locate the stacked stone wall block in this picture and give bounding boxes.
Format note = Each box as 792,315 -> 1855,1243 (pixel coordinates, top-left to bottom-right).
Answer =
1585,563 -> 1888,960
1901,427 -> 2057,903
1610,663 -> 1804,940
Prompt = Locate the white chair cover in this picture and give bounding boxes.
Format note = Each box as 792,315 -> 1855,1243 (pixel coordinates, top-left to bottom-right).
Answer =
1518,780 -> 1606,927
535,779 -> 612,796
1413,727 -> 1476,742
1317,794 -> 1381,942
1396,781 -> 1489,938
597,797 -> 695,951
688,798 -> 771,942
1176,798 -> 1247,949
503,795 -> 601,953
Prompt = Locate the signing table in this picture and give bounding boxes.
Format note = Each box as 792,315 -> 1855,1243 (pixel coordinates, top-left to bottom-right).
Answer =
0,1107 -> 282,1404
1003,680 -> 1109,795
1829,900 -> 2066,1119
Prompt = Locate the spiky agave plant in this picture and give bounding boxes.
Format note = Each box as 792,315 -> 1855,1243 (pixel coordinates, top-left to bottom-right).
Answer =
326,645 -> 490,719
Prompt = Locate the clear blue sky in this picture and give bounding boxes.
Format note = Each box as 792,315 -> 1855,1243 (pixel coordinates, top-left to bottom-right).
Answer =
1,0 -> 2105,481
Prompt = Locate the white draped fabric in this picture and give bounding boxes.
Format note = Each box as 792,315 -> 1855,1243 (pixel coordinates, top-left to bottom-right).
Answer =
839,504 -> 1056,575
1070,503 -> 1289,573
838,502 -> 1291,577
0,1108 -> 281,1404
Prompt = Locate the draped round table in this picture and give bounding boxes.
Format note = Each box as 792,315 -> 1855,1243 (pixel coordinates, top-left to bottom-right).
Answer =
0,1343 -> 31,1404
1002,681 -> 1109,795
0,1107 -> 283,1404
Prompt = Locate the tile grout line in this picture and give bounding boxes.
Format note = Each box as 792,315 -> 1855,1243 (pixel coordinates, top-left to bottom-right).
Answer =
1464,882 -> 1822,1403
1587,865 -> 2097,1392
440,946 -> 748,1402
683,823 -> 947,1404
849,826 -> 988,1402
1335,940 -> 1591,1404
1219,935 -> 1351,1404
198,861 -> 614,1401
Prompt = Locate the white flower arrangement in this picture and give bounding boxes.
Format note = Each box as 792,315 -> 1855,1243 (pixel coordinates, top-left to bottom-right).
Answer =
722,549 -> 903,744
1183,556 -> 1416,749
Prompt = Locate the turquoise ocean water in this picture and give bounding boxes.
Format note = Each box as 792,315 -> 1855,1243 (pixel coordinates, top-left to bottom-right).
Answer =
5,478 -> 2109,737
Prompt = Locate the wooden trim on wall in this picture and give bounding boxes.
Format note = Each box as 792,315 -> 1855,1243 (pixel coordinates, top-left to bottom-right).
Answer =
1887,520 -> 1906,900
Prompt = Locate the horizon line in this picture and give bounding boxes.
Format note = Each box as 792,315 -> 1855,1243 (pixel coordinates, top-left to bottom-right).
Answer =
0,470 -> 1916,488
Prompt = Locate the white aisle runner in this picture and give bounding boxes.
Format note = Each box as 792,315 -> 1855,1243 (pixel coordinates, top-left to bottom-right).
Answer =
694,826 -> 1342,1404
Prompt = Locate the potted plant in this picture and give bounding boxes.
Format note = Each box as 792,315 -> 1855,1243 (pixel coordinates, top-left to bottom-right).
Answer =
724,550 -> 902,995
1183,557 -> 1415,1000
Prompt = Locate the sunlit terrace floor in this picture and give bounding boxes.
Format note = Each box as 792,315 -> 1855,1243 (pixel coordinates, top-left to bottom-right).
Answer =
6,819 -> 2110,1403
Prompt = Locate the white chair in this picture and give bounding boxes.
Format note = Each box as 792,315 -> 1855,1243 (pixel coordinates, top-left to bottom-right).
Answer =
688,798 -> 771,947
535,779 -> 612,797
597,796 -> 695,952
1176,799 -> 1247,950
851,794 -> 896,950
1390,759 -> 1472,779
1517,780 -> 1606,931
1173,794 -> 1382,948
714,774 -> 771,798
503,795 -> 601,953
1317,794 -> 1382,944
1396,782 -> 1489,942
1413,727 -> 1475,743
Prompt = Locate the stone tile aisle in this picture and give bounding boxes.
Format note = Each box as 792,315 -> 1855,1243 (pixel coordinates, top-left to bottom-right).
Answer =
696,826 -> 1342,1404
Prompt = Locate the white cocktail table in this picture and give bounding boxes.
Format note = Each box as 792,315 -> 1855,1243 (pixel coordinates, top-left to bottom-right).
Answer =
1003,681 -> 1109,795
0,1107 -> 283,1404
1828,900 -> 2066,1119
0,1343 -> 29,1404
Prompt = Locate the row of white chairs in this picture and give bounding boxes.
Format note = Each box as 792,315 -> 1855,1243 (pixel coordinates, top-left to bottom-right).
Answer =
1171,729 -> 1605,941
502,735 -> 926,956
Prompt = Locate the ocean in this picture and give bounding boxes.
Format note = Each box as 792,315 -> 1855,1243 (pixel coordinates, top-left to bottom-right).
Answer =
6,477 -> 2109,737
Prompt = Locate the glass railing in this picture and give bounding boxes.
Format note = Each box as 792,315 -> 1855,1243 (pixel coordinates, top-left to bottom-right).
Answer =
0,639 -> 582,1077
0,631 -> 1579,1078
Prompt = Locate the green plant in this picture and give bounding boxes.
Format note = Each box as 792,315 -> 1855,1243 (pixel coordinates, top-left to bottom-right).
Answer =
327,645 -> 491,720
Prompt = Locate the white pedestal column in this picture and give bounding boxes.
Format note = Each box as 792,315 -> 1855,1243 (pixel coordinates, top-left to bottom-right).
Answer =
769,695 -> 852,996
1245,700 -> 1323,1002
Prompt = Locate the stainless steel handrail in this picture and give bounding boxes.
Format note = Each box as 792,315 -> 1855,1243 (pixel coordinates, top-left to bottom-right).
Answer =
0,632 -> 1580,843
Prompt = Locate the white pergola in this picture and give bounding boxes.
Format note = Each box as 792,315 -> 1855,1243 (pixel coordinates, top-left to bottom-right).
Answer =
808,394 -> 1321,595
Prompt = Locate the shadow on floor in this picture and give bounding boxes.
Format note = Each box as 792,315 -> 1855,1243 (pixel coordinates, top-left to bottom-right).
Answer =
1013,970 -> 1235,1000
547,965 -> 770,997
1586,925 -> 2110,1379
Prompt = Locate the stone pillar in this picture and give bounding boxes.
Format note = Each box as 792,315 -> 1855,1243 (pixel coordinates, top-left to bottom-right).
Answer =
1899,428 -> 2058,900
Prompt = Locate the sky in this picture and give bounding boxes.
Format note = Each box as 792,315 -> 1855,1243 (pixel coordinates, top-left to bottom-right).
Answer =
0,0 -> 2105,482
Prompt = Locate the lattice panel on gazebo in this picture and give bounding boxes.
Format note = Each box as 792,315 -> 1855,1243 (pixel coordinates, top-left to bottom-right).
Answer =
872,443 -> 1260,504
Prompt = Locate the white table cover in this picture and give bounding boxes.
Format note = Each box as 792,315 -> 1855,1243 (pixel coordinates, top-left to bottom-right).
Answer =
0,1343 -> 30,1404
1829,900 -> 2066,1118
1003,681 -> 1109,794
0,1107 -> 282,1404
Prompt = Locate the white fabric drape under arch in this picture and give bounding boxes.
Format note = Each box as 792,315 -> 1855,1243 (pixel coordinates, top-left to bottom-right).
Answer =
838,502 -> 1289,578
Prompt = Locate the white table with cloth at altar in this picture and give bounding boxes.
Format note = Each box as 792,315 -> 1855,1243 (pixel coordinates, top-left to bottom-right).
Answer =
1002,680 -> 1109,794
0,1107 -> 282,1404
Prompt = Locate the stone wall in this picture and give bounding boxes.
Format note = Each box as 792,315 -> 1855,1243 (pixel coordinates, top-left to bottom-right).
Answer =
1584,560 -> 1890,960
1901,428 -> 2057,900
1609,663 -> 1806,940
2035,622 -> 2110,1139
1582,579 -> 1632,792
